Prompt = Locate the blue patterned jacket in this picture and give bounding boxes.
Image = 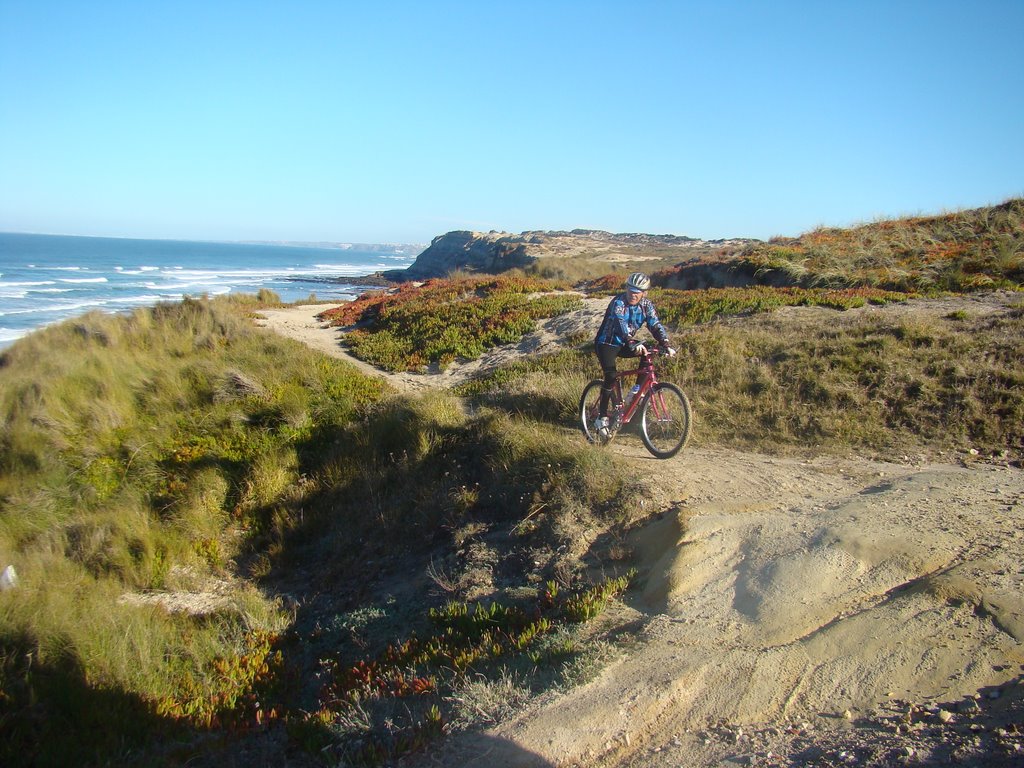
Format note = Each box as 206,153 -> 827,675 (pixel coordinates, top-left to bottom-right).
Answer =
594,294 -> 669,349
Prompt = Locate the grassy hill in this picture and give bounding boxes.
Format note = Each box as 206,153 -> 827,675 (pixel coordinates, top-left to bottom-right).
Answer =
709,197 -> 1024,292
1,200 -> 1022,766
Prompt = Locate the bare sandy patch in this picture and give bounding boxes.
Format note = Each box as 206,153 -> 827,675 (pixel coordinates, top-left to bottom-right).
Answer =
411,449 -> 1023,767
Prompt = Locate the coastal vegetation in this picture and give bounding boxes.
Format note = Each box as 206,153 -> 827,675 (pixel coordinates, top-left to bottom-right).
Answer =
0,295 -> 384,764
730,197 -> 1024,292
318,274 -> 581,371
460,297 -> 1024,460
1,200 -> 1022,766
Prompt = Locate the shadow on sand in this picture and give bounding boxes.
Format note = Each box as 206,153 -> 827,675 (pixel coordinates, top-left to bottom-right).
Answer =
408,731 -> 556,767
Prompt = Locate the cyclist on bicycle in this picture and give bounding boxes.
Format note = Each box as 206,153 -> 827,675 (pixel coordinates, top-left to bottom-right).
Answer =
593,272 -> 675,436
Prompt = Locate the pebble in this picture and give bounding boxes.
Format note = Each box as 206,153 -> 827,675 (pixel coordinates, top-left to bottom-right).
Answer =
0,565 -> 17,591
959,698 -> 981,713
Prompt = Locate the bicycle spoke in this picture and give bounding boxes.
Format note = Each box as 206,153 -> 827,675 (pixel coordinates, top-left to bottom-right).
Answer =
579,380 -> 609,444
640,383 -> 692,458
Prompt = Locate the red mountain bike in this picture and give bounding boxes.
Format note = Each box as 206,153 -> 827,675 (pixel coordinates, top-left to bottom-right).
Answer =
579,348 -> 692,459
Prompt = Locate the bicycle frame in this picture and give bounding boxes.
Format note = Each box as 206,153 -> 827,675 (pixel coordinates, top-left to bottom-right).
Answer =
612,351 -> 659,425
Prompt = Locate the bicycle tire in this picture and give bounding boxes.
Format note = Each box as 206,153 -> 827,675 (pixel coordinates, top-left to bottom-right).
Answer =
639,382 -> 692,458
579,379 -> 608,444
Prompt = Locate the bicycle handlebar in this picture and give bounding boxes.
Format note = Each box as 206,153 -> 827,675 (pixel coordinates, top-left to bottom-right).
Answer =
636,345 -> 672,359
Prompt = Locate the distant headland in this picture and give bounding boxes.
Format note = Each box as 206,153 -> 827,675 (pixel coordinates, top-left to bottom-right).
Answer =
383,229 -> 759,281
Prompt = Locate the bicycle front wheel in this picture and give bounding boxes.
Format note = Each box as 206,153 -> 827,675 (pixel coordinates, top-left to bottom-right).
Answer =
579,379 -> 606,444
639,383 -> 692,458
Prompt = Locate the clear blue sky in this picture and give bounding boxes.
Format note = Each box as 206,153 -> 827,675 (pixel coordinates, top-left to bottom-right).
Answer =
2,0 -> 1022,244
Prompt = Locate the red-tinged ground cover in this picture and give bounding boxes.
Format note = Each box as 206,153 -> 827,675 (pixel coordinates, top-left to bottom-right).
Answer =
732,198 -> 1024,292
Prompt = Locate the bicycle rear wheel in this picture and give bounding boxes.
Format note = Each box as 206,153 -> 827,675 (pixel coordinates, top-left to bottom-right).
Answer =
579,379 -> 607,444
639,382 -> 692,458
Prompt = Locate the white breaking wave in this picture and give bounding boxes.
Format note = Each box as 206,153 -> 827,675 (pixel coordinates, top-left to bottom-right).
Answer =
110,294 -> 167,305
161,268 -> 301,279
1,300 -> 109,316
311,263 -> 385,274
0,287 -> 73,299
145,282 -> 212,290
0,292 -> 205,317
1,234 -> 417,348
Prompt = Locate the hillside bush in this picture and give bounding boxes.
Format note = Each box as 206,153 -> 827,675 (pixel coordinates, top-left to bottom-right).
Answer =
734,198 -> 1024,291
272,391 -> 635,569
233,391 -> 642,762
478,302 -> 1024,461
650,285 -> 909,327
0,295 -> 386,765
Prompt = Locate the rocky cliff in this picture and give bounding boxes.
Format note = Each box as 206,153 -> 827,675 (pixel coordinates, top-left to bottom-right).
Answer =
399,231 -> 533,279
387,229 -> 758,280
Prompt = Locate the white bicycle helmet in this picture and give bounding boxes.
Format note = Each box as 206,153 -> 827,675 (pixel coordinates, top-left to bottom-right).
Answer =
625,272 -> 651,292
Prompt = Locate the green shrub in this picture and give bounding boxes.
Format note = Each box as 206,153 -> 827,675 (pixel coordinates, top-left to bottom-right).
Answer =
650,286 -> 909,327
320,275 -> 582,371
302,570 -> 635,763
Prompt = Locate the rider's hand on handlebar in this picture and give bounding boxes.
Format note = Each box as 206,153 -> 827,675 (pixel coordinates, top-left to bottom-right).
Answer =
663,346 -> 677,357
634,343 -> 648,356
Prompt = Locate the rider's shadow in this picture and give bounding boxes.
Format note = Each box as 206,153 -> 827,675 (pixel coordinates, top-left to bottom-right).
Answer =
411,732 -> 556,767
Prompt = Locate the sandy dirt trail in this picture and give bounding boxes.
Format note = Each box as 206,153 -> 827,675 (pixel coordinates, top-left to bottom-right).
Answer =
253,298 -> 610,393
254,300 -> 1024,767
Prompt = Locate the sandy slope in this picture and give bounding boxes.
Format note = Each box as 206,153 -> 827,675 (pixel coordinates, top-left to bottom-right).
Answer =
253,299 -> 1024,767
435,448 -> 1023,767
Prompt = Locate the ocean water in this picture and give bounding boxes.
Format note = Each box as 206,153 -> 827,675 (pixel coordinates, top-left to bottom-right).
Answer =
0,232 -> 419,348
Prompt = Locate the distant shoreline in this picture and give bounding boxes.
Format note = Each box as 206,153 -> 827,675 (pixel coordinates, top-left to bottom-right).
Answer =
0,232 -> 418,348
0,230 -> 426,254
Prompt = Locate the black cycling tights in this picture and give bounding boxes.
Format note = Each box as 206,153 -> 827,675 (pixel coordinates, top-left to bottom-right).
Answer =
594,342 -> 639,418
